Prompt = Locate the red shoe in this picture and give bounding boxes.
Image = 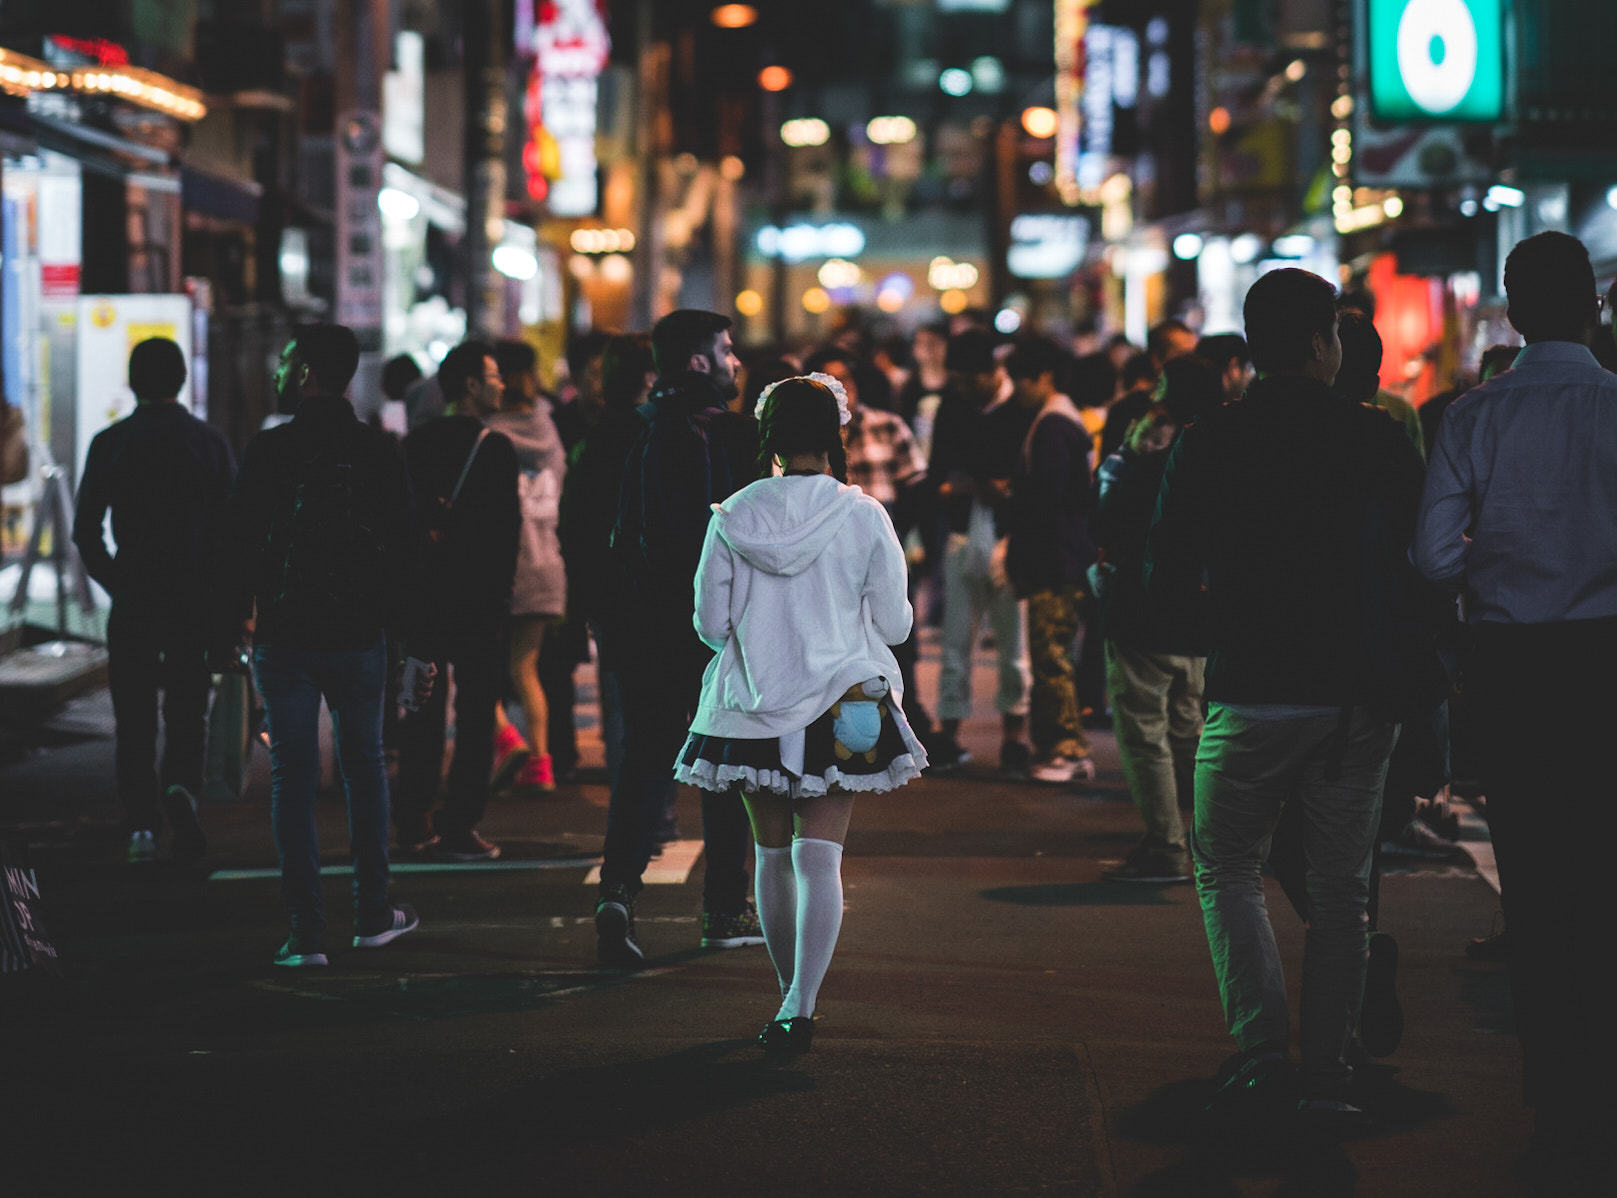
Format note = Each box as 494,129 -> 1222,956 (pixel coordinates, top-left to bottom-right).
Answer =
491,726 -> 531,790
513,753 -> 556,795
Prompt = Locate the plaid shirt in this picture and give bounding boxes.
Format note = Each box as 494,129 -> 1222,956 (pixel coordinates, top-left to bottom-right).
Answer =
845,406 -> 927,509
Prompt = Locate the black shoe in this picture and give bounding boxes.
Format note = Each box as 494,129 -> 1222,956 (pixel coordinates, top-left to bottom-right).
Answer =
1103,849 -> 1192,884
925,736 -> 971,774
1360,932 -> 1403,1056
354,903 -> 419,948
999,740 -> 1032,779
436,829 -> 501,862
1203,1043 -> 1295,1125
1466,929 -> 1507,962
162,784 -> 207,865
758,1015 -> 815,1054
596,884 -> 644,966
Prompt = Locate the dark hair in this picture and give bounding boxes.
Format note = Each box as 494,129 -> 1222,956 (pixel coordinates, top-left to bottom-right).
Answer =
742,357 -> 798,415
1243,268 -> 1339,374
599,333 -> 655,412
494,339 -> 538,382
1121,351 -> 1157,390
128,337 -> 186,401
1504,231 -> 1597,342
944,328 -> 997,374
1479,344 -> 1518,381
565,329 -> 611,383
652,309 -> 732,375
802,346 -> 857,375
755,376 -> 847,483
1005,336 -> 1067,382
1195,333 -> 1249,371
437,340 -> 496,403
380,353 -> 422,401
1334,309 -> 1384,403
291,323 -> 360,394
1159,355 -> 1225,425
1068,352 -> 1118,408
1148,318 -> 1193,362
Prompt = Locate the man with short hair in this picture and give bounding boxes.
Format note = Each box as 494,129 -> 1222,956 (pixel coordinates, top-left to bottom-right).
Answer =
396,341 -> 522,861
216,324 -> 423,965
1147,268 -> 1424,1121
75,338 -> 234,864
1195,333 -> 1254,402
595,309 -> 762,965
1148,318 -> 1198,371
1005,336 -> 1095,784
1415,232 -> 1617,1189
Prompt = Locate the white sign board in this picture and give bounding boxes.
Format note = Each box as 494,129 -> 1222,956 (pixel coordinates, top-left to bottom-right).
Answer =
75,294 -> 193,482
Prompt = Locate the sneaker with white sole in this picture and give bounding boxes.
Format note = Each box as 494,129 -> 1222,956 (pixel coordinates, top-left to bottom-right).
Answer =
1029,754 -> 1096,784
596,884 -> 644,966
354,903 -> 420,948
274,936 -> 328,968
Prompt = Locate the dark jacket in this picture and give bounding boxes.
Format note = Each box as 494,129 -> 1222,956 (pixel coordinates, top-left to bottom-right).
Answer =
612,371 -> 758,664
1144,374 -> 1427,707
558,406 -> 641,646
73,402 -> 235,619
1006,399 -> 1095,596
215,395 -> 417,652
1089,444 -> 1206,655
926,383 -> 987,535
402,413 -> 522,643
981,399 -> 1038,538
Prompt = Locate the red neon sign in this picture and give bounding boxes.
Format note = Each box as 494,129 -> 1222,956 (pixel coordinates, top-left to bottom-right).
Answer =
48,35 -> 131,66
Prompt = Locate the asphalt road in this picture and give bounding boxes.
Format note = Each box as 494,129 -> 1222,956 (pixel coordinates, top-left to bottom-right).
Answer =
1,637 -> 1525,1196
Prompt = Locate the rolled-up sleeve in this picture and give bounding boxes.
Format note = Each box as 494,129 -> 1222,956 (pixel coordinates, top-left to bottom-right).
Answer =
1412,409 -> 1472,586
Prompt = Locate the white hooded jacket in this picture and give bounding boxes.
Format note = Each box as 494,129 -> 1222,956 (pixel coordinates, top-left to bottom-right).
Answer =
689,472 -> 913,739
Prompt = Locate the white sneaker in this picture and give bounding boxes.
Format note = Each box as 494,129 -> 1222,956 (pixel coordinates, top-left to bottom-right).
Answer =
1029,755 -> 1096,784
127,830 -> 157,862
353,903 -> 420,948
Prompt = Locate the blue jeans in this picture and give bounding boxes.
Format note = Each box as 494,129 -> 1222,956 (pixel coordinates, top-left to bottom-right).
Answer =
254,639 -> 392,948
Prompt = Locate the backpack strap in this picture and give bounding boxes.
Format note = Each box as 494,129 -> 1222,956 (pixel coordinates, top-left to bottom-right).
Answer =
448,427 -> 491,509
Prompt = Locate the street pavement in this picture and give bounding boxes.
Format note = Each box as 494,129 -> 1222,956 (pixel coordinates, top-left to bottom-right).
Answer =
1,634 -> 1527,1196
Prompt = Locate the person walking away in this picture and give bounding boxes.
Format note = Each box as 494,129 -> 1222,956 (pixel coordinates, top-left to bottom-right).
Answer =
595,310 -> 762,964
1146,269 -> 1429,1125
1414,232 -> 1617,1194
1088,402 -> 1205,883
74,338 -> 234,864
213,323 -> 424,965
395,341 -> 521,861
1195,333 -> 1254,404
674,375 -> 926,1052
487,340 -> 568,795
558,333 -> 654,793
1004,338 -> 1096,784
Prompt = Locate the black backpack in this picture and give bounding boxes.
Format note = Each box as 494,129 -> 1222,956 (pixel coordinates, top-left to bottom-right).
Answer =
270,425 -> 388,623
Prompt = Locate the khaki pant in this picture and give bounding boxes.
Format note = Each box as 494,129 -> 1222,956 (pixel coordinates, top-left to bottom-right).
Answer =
1025,585 -> 1091,759
937,531 -> 1030,721
1104,642 -> 1204,855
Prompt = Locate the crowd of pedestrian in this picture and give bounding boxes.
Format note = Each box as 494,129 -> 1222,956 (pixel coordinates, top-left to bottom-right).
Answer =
68,229 -> 1616,1192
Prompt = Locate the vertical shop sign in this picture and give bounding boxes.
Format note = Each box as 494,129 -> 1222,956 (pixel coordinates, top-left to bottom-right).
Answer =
336,112 -> 385,337
1053,0 -> 1090,207
532,0 -> 611,217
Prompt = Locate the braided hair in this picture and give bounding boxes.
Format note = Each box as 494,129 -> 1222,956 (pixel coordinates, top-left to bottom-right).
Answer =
754,376 -> 848,483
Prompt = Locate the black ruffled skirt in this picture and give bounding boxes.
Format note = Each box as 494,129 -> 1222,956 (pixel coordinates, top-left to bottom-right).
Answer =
674,692 -> 927,796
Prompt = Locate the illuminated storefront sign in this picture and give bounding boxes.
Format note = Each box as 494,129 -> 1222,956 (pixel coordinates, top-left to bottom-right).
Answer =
526,0 -> 611,216
1053,0 -> 1088,207
1007,213 -> 1089,278
1368,0 -> 1503,122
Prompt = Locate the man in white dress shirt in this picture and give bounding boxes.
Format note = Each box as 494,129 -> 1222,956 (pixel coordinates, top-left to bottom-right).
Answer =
1414,231 -> 1617,1192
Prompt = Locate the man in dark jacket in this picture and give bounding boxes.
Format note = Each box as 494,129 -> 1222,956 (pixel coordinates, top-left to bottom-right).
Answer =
1005,337 -> 1096,784
75,338 -> 234,864
1145,269 -> 1425,1121
397,341 -> 522,862
215,323 -> 423,966
595,310 -> 761,966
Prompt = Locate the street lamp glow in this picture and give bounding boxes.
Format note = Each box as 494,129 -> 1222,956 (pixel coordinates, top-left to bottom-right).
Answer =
710,4 -> 758,28
377,187 -> 420,220
1021,106 -> 1059,138
1383,196 -> 1404,218
1230,234 -> 1263,264
1486,184 -> 1525,208
781,118 -> 829,147
938,68 -> 973,96
994,309 -> 1022,333
818,258 -> 862,289
866,116 -> 917,145
492,245 -> 539,280
758,65 -> 793,92
1273,234 -> 1316,258
735,289 -> 764,317
1172,233 -> 1203,260
802,287 -> 832,314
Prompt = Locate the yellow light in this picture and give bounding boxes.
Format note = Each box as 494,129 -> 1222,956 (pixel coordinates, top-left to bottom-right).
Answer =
1284,59 -> 1307,82
1332,145 -> 1352,164
1021,106 -> 1059,139
1383,196 -> 1404,218
758,65 -> 793,92
720,155 -> 746,181
1333,185 -> 1353,203
1331,94 -> 1354,119
735,289 -> 765,317
1331,128 -> 1352,147
1208,106 -> 1231,135
866,115 -> 917,145
876,289 -> 906,313
802,287 -> 831,314
711,4 -> 758,28
939,289 -> 969,315
780,118 -> 829,147
818,258 -> 862,288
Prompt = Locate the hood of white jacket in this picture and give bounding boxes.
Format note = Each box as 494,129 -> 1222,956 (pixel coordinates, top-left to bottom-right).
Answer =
711,474 -> 864,577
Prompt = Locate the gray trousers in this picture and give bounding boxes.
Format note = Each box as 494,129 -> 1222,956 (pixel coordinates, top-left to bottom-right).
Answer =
1192,704 -> 1397,1097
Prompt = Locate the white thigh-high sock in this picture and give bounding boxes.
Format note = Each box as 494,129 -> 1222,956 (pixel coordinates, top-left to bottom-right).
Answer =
778,837 -> 845,1021
753,843 -> 797,996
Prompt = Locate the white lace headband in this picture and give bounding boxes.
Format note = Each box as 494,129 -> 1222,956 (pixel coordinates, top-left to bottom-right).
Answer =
753,371 -> 852,427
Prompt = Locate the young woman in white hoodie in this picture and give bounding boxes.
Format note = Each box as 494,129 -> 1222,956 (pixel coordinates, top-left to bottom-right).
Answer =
674,373 -> 928,1053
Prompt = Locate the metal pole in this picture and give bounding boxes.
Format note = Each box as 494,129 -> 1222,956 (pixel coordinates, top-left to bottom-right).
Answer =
465,0 -> 508,338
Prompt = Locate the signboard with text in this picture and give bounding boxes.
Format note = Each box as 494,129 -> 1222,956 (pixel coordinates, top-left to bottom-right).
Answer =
335,111 -> 385,342
74,294 -> 193,484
